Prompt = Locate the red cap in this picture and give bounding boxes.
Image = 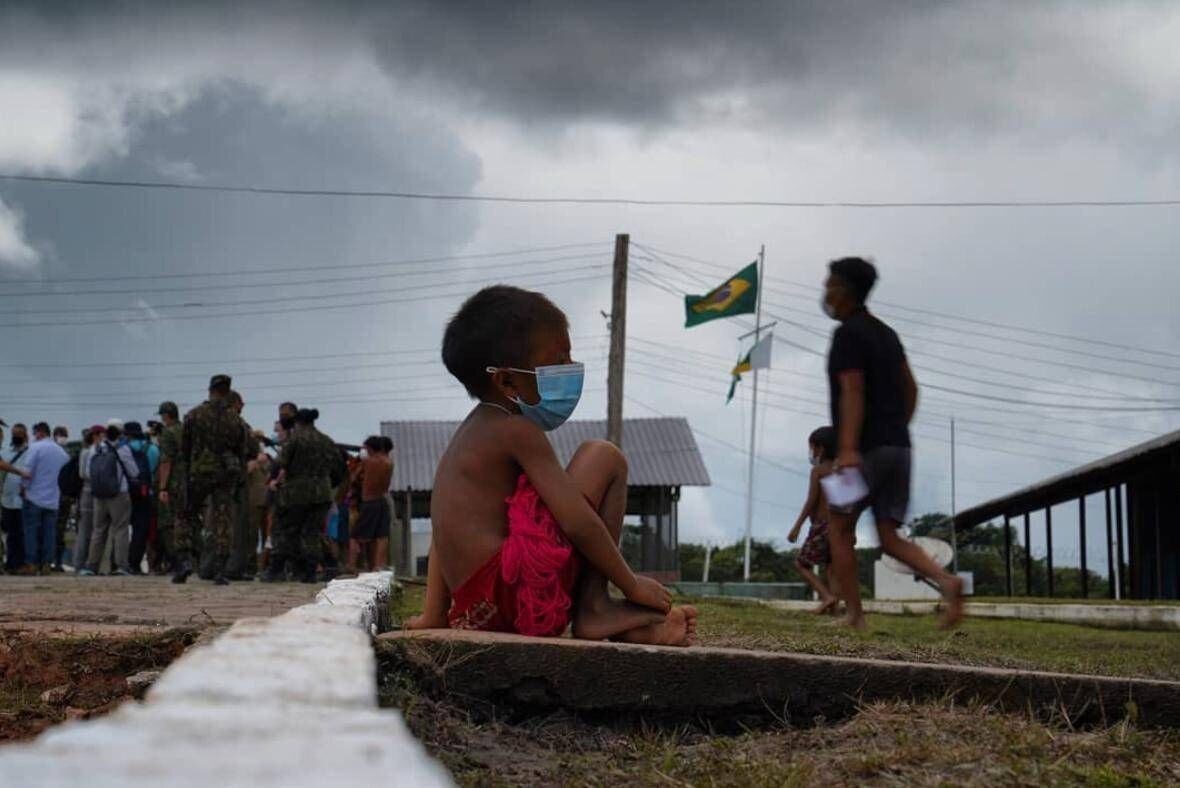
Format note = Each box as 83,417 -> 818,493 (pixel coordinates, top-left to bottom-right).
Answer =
89,424 -> 105,436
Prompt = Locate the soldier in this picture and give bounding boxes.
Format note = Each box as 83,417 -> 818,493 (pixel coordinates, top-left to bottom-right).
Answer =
155,401 -> 184,575
265,408 -> 344,584
225,390 -> 263,580
172,375 -> 249,585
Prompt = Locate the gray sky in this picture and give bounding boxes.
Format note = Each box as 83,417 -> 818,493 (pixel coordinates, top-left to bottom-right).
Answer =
2,1 -> 1178,572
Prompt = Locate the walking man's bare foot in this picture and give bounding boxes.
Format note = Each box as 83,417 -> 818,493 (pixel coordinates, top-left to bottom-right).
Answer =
938,575 -> 966,630
616,606 -> 697,647
813,597 -> 838,616
832,612 -> 867,630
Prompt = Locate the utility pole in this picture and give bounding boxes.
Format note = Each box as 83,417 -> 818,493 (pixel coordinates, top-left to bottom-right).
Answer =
702,543 -> 713,583
606,233 -> 629,447
742,245 -> 765,582
950,416 -> 959,573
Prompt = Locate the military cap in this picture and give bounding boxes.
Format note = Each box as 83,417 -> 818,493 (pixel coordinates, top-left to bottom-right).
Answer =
157,401 -> 179,418
209,374 -> 232,390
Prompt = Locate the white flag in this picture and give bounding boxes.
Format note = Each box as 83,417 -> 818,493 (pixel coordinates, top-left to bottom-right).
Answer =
748,331 -> 773,370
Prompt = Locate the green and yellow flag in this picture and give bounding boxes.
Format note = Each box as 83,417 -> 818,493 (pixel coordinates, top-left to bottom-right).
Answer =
684,261 -> 758,328
726,351 -> 752,403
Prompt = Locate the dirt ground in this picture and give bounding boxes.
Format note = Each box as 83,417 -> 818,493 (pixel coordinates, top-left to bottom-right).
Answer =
0,574 -> 322,743
381,670 -> 1180,787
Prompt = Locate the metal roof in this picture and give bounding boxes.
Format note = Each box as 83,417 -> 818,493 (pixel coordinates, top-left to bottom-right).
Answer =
953,428 -> 1180,529
380,417 -> 711,491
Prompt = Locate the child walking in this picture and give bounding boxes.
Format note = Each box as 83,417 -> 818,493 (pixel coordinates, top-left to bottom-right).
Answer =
407,285 -> 697,646
788,427 -> 840,614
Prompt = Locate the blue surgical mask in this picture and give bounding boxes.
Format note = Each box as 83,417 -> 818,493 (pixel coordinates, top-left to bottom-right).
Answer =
486,362 -> 585,432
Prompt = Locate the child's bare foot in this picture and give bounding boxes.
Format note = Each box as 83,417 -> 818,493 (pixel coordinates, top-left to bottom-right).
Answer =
615,606 -> 697,647
938,575 -> 966,630
404,613 -> 448,630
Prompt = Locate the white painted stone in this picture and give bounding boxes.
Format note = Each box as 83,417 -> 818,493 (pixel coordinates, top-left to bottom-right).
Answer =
765,597 -> 1180,630
0,570 -> 452,787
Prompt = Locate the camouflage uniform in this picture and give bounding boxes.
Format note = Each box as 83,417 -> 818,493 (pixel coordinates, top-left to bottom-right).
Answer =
156,420 -> 185,566
176,398 -> 249,571
273,425 -> 343,580
227,423 -> 262,577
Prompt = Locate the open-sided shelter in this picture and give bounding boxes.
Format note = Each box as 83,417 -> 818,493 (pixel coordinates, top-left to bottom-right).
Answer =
953,429 -> 1180,600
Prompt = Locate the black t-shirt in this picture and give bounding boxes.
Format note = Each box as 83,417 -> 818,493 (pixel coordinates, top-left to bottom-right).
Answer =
827,309 -> 911,451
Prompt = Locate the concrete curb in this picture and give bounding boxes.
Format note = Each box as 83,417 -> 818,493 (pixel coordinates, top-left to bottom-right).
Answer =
762,598 -> 1180,631
0,572 -> 452,787
381,629 -> 1180,729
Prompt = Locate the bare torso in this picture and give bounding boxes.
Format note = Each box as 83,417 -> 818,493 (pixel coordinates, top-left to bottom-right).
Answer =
430,407 -> 522,592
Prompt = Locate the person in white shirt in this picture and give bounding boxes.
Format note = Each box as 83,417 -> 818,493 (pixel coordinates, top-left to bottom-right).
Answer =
18,422 -> 70,574
1,423 -> 30,573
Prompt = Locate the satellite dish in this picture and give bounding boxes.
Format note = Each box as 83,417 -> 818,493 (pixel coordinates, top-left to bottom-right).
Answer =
881,536 -> 954,575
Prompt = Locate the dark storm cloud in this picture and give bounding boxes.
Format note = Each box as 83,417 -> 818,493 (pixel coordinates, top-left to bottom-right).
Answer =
360,0 -> 1178,148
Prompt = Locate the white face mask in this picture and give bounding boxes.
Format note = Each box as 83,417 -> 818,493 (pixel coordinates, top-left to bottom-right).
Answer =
359,449 -> 369,460
55,437 -> 68,446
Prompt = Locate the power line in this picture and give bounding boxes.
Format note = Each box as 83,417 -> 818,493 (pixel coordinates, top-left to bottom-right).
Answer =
0,263 -> 607,316
6,173 -> 1180,208
0,248 -> 609,294
0,270 -> 607,328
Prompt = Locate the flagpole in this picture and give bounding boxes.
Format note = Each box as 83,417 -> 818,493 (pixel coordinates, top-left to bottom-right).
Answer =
742,245 -> 765,582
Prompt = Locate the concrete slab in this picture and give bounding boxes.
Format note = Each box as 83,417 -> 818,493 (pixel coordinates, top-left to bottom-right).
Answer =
762,598 -> 1180,631
380,629 -> 1180,729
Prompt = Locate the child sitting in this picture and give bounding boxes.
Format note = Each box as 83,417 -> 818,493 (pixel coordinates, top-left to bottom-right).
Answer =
788,426 -> 840,614
407,285 -> 697,646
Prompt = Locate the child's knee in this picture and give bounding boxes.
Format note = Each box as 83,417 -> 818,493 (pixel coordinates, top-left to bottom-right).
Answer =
573,439 -> 628,473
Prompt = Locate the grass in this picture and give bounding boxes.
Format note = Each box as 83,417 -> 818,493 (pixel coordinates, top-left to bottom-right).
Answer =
391,585 -> 1180,681
385,584 -> 1180,786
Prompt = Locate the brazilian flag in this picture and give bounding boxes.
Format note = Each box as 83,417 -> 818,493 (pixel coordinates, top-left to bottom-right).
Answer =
726,350 -> 753,404
684,261 -> 758,328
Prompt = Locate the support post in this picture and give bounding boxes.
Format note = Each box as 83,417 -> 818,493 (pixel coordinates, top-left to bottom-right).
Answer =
742,245 -> 766,582
1003,513 -> 1013,597
1115,484 -> 1126,600
1105,488 -> 1115,600
1154,485 -> 1163,600
950,417 -> 958,573
1046,506 -> 1054,597
702,543 -> 712,583
606,233 -> 629,447
1024,512 -> 1032,596
1079,496 -> 1088,599
402,488 -> 413,577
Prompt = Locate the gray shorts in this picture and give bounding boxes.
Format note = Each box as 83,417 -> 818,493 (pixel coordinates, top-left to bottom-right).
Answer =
835,445 -> 911,526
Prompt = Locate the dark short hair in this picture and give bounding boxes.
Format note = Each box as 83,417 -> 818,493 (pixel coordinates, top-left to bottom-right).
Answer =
294,408 -> 319,425
808,426 -> 837,460
363,435 -> 383,452
228,390 -> 243,407
52,425 -> 68,438
382,436 -> 393,453
32,422 -> 50,436
279,401 -> 297,412
105,425 -> 121,441
829,257 -> 878,304
442,285 -> 569,399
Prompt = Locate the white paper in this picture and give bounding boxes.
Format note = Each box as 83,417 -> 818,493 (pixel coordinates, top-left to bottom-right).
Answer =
820,467 -> 869,509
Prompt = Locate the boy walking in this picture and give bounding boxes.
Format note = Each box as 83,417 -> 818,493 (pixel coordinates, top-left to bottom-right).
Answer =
822,257 -> 963,629
788,427 -> 839,614
408,286 -> 696,645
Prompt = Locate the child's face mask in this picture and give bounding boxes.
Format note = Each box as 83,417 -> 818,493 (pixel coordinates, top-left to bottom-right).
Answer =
487,362 -> 585,432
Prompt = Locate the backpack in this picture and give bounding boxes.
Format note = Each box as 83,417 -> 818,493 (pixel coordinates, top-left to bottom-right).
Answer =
91,443 -> 135,500
128,443 -> 153,500
58,455 -> 83,498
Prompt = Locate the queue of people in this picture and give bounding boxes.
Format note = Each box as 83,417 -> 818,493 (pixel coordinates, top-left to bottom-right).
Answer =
0,374 -> 398,585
